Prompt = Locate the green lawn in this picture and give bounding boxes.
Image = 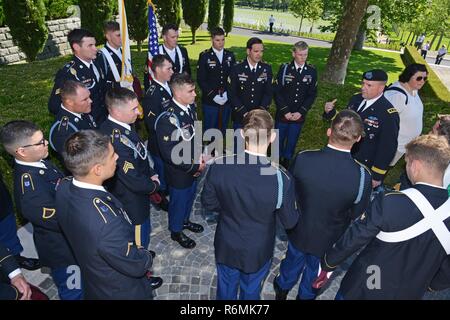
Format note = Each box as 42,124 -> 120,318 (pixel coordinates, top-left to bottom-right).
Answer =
0,31 -> 447,217
234,6 -> 332,34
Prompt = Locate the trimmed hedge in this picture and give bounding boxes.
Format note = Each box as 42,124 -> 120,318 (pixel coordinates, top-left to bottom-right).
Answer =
402,45 -> 450,103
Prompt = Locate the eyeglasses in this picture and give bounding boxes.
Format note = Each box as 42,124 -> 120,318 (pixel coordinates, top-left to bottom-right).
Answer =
20,138 -> 47,148
415,76 -> 428,81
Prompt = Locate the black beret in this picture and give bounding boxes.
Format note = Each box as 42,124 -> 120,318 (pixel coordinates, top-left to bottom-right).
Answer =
362,69 -> 388,81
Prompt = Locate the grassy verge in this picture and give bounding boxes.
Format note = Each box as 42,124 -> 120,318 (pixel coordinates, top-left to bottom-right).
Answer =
0,31 -> 447,223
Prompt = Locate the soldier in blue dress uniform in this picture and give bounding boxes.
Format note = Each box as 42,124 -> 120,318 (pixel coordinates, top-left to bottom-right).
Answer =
96,21 -> 123,93
0,171 -> 40,271
318,134 -> 450,299
142,54 -> 174,200
155,73 -> 206,249
0,243 -> 32,300
273,110 -> 372,300
202,110 -> 299,300
144,24 -> 191,92
48,29 -> 106,124
197,27 -> 236,134
324,69 -> 399,189
228,37 -> 273,129
57,130 -> 155,300
49,80 -> 97,157
100,88 -> 163,290
1,121 -> 82,300
274,41 -> 318,169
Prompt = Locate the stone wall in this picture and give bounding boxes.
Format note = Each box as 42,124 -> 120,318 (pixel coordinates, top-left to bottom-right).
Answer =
0,17 -> 80,65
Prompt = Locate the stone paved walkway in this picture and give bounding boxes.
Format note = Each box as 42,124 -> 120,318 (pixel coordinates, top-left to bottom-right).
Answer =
17,168 -> 450,300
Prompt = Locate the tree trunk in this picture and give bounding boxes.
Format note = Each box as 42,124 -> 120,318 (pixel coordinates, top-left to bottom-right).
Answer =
353,24 -> 366,51
321,0 -> 369,84
298,15 -> 304,33
435,31 -> 444,50
405,31 -> 412,45
429,33 -> 437,49
191,27 -> 196,44
409,32 -> 416,45
400,30 -> 404,40
309,20 -> 314,34
137,40 -> 142,52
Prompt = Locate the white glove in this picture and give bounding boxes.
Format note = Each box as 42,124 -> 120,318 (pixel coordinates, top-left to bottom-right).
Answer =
213,94 -> 226,106
221,91 -> 228,103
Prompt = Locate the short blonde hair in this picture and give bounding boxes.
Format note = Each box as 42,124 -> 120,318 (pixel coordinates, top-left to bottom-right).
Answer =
242,110 -> 274,147
405,134 -> 450,174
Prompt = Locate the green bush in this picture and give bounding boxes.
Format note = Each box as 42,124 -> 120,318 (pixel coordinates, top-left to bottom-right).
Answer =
223,0 -> 234,36
3,0 -> 48,62
78,0 -> 114,45
0,0 -> 5,27
44,0 -> 76,20
153,0 -> 181,27
402,45 -> 450,103
208,0 -> 221,31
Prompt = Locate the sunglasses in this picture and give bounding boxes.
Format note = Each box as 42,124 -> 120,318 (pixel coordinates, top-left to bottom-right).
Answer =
20,138 -> 47,148
415,76 -> 428,81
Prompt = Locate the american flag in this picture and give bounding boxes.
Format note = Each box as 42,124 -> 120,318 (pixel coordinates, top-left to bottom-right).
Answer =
147,0 -> 159,80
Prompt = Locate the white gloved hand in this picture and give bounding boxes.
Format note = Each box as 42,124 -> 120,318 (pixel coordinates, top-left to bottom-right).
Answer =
213,95 -> 224,105
221,91 -> 228,103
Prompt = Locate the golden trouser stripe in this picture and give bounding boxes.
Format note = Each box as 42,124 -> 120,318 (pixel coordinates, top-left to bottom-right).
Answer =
371,166 -> 387,175
135,225 -> 142,247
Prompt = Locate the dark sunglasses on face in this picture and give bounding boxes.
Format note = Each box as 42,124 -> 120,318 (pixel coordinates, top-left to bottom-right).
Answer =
21,138 -> 47,148
415,76 -> 428,81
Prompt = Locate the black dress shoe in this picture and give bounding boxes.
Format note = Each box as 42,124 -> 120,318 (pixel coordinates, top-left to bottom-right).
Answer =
149,250 -> 156,259
183,220 -> 204,233
171,231 -> 196,249
149,276 -> 163,290
273,275 -> 289,300
14,255 -> 41,271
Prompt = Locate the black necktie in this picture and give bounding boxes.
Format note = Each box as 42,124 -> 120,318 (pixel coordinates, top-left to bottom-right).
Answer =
297,67 -> 302,74
357,100 -> 367,113
89,64 -> 97,82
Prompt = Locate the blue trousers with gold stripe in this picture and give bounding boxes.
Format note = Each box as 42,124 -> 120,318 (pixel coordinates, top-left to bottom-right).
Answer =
168,182 -> 197,232
216,260 -> 271,300
276,121 -> 304,160
202,103 -> 231,135
134,217 -> 151,249
277,241 -> 320,300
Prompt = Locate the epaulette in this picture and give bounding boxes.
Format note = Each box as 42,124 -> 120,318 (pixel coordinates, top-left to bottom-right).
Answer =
111,128 -> 121,143
92,197 -> 117,224
271,162 -> 290,180
21,173 -> 35,194
63,61 -> 75,69
387,107 -> 398,114
354,159 -> 371,175
58,116 -> 70,131
307,62 -> 316,69
147,84 -> 156,96
297,148 -> 320,155
385,191 -> 404,196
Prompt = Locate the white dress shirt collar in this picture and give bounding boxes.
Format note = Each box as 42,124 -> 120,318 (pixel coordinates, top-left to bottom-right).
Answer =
108,115 -> 131,131
72,178 -> 107,193
15,159 -> 47,169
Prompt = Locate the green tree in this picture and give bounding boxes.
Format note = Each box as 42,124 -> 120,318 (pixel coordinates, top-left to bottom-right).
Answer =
290,0 -> 323,33
223,0 -> 235,36
44,0 -> 76,20
79,0 -> 114,44
0,0 -> 5,27
208,0 -> 221,31
3,0 -> 48,62
322,0 -> 369,84
125,0 -> 148,52
154,0 -> 181,27
182,0 -> 206,44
